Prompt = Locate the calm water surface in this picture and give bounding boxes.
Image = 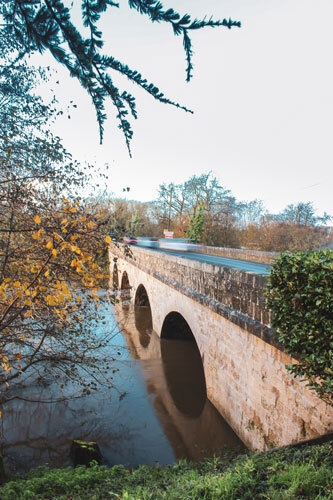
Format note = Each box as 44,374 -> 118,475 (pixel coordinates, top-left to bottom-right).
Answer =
1,296 -> 245,474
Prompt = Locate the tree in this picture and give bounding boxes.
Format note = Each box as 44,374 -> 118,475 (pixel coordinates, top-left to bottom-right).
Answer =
1,1 -> 241,154
156,182 -> 188,234
183,172 -> 231,213
278,202 -> 331,227
97,197 -> 159,238
236,199 -> 265,230
255,203 -> 332,252
0,197 -> 112,397
181,173 -> 238,247
0,60 -> 115,408
186,203 -> 204,243
154,172 -> 239,243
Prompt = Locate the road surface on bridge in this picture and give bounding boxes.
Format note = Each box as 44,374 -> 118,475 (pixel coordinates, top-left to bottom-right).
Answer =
155,249 -> 271,275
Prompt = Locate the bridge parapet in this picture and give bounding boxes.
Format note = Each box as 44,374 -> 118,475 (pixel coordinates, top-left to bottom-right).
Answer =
111,244 -> 276,345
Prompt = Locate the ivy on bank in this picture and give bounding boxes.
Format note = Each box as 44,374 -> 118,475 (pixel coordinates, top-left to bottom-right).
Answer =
266,249 -> 333,405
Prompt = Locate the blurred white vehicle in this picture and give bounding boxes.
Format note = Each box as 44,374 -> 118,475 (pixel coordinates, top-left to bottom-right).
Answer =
136,237 -> 159,248
158,238 -> 200,252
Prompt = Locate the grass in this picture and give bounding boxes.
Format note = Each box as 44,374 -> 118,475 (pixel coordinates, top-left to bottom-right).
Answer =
0,441 -> 332,499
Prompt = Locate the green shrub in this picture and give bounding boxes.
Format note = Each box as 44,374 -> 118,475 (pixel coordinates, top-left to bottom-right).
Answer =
266,249 -> 333,404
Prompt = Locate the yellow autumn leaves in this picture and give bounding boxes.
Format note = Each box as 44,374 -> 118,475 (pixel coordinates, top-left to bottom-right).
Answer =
0,198 -> 112,385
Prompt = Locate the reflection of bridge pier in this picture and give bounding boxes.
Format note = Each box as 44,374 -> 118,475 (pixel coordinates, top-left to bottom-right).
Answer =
114,301 -> 245,462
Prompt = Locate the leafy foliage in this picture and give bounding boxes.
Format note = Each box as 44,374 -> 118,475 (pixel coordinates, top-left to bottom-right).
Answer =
266,250 -> 333,404
186,203 -> 204,243
0,196 -> 111,385
0,0 -> 241,154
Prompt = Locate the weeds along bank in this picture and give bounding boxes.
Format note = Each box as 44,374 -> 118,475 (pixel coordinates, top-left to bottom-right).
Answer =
0,440 -> 332,499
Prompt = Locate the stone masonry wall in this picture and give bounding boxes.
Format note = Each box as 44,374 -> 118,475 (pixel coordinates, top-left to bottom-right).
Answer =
111,243 -> 275,344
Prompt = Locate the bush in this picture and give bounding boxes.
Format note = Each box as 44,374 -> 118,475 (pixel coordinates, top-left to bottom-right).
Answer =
266,249 -> 333,404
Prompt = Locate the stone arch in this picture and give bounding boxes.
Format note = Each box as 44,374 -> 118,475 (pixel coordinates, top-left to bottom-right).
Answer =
161,311 -> 195,340
120,271 -> 131,301
112,263 -> 119,290
135,284 -> 150,307
134,284 -> 152,348
160,311 -> 207,418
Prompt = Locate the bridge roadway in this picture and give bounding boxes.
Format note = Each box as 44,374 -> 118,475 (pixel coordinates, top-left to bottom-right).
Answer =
153,248 -> 271,275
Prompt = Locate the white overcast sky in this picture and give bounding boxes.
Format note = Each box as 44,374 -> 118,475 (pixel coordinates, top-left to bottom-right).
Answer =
34,0 -> 333,215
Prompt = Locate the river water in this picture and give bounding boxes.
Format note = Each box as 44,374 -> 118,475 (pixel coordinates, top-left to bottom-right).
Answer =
1,295 -> 245,475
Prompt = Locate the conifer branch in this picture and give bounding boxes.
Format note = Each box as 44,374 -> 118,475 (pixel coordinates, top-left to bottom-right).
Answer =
1,0 -> 241,154
128,0 -> 241,81
98,54 -> 193,114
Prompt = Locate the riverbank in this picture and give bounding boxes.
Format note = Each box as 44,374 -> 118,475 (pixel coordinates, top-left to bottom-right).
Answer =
0,439 -> 332,499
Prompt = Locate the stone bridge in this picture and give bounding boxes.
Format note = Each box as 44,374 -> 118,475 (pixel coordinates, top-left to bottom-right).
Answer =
109,244 -> 333,451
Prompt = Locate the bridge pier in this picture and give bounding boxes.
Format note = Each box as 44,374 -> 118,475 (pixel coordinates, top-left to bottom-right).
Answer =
110,244 -> 333,451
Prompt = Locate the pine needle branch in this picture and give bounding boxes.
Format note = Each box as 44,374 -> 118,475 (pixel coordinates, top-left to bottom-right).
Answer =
128,0 -> 241,81
1,0 -> 241,154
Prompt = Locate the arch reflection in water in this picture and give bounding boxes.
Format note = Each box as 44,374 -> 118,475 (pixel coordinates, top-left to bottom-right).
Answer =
120,271 -> 131,303
134,285 -> 152,348
112,263 -> 119,290
117,302 -> 246,462
161,312 -> 206,418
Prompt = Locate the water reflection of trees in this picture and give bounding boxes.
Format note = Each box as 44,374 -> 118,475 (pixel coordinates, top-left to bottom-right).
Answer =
2,295 -> 120,405
1,328 -> 175,474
